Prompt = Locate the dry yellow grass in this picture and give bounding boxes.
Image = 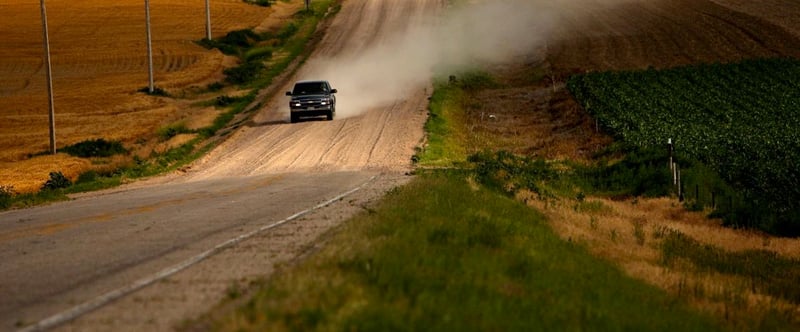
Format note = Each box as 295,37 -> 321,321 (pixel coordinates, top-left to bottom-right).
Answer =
523,192 -> 800,327
0,0 -> 301,192
0,155 -> 89,193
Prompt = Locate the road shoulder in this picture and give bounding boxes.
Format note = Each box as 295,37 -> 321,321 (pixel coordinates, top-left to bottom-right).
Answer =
56,173 -> 412,332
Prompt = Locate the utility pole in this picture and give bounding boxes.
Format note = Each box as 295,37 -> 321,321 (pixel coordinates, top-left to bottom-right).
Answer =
40,0 -> 56,154
305,0 -> 310,11
145,0 -> 154,93
205,0 -> 211,40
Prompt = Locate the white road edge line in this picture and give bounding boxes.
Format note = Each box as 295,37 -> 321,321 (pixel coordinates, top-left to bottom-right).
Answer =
19,175 -> 378,332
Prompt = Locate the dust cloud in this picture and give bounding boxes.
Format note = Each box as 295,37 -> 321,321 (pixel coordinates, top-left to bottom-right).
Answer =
306,0 -> 626,118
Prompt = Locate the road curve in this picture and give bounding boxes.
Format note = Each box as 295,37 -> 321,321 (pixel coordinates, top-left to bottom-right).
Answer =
0,0 -> 445,330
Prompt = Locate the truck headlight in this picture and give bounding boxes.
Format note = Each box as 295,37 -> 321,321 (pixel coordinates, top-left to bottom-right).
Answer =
293,103 -> 301,107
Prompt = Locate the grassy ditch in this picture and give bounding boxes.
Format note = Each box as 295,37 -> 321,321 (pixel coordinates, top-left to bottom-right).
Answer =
415,72 -> 497,167
0,0 -> 338,210
469,149 -> 800,329
209,172 -> 718,331
423,69 -> 800,329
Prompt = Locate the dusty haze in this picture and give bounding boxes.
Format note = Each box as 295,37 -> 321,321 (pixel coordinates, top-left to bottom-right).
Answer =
305,0 -> 630,118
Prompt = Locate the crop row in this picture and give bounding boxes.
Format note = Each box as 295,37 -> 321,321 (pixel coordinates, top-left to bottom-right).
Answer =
567,58 -> 800,235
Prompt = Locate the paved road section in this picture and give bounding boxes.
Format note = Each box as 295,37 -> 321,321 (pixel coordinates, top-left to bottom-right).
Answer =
0,171 -> 375,330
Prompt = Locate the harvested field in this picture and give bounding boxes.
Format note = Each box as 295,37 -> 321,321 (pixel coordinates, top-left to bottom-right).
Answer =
547,0 -> 800,73
711,0 -> 800,37
0,0 -> 298,192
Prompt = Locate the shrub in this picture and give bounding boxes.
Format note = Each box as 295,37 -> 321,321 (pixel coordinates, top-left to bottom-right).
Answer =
244,46 -> 273,62
198,38 -> 238,55
224,61 -> 265,84
138,86 -> 169,96
220,29 -> 260,48
276,23 -> 298,42
198,29 -> 261,56
0,185 -> 15,209
42,171 -> 72,191
76,170 -> 98,184
468,150 -> 558,198
243,0 -> 273,7
216,95 -> 240,107
60,138 -> 128,158
157,122 -> 190,141
207,82 -> 224,91
580,146 -> 672,197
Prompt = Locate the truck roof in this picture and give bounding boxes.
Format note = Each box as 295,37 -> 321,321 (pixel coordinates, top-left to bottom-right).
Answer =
295,80 -> 329,84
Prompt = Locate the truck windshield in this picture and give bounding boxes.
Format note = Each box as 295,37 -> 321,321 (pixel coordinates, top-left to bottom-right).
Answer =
291,82 -> 327,95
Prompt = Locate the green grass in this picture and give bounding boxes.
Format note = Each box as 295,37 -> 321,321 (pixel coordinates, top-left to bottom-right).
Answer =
416,72 -> 496,167
211,172 -> 719,331
3,189 -> 70,209
244,46 -> 273,62
416,82 -> 468,167
469,150 -> 562,200
0,185 -> 13,209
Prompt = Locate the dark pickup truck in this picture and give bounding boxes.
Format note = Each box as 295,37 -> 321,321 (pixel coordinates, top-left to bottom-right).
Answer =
285,80 -> 337,123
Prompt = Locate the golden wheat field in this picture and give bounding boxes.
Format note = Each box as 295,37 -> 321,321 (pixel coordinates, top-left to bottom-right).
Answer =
0,0 -> 296,192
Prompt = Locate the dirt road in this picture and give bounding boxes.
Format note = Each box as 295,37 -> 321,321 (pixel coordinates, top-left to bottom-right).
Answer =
187,0 -> 444,179
0,0 -> 445,331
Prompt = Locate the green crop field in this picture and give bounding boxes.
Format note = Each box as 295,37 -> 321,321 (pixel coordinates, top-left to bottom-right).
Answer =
567,58 -> 800,235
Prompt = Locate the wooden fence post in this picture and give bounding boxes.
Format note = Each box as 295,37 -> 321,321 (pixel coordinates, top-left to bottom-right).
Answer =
711,191 -> 716,209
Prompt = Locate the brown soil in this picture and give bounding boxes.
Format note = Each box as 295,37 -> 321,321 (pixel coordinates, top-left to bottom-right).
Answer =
462,63 -> 613,162
548,0 -> 800,73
